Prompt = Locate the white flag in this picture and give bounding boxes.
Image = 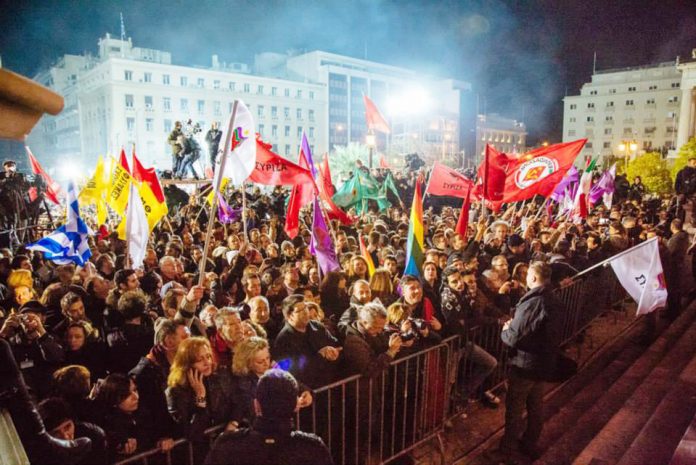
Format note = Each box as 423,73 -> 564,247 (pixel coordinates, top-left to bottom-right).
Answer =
609,237 -> 668,315
214,100 -> 256,186
125,182 -> 149,269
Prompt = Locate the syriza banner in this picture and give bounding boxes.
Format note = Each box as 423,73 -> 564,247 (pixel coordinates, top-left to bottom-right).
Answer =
426,162 -> 473,199
609,237 -> 668,315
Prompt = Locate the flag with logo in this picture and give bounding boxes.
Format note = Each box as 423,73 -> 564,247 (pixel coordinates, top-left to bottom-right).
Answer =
249,138 -> 314,186
131,150 -> 168,231
609,237 -> 668,315
214,100 -> 256,186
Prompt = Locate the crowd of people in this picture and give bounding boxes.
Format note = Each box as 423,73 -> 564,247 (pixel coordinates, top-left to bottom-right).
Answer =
1,156 -> 695,465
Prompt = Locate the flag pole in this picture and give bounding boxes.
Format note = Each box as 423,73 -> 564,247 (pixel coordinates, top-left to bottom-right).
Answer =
124,185 -> 131,269
198,100 -> 239,286
481,145 -> 489,219
241,182 -> 248,241
571,236 -> 659,280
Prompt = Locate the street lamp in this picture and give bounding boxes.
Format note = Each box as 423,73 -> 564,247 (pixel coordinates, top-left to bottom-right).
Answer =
618,140 -> 638,172
365,130 -> 376,169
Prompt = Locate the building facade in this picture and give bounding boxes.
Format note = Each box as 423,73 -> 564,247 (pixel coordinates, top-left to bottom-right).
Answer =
562,62 -> 682,163
475,113 -> 526,165
29,34 -> 475,176
676,51 -> 696,150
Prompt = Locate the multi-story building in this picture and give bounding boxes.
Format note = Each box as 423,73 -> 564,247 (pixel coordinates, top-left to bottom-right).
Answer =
475,113 -> 526,163
29,37 -> 473,176
562,62 -> 682,163
676,50 -> 696,151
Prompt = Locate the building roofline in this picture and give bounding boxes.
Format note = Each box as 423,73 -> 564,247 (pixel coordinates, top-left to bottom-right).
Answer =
594,60 -> 676,75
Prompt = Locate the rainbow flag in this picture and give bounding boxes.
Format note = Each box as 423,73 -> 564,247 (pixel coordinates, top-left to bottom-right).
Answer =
359,234 -> 376,277
404,182 -> 424,277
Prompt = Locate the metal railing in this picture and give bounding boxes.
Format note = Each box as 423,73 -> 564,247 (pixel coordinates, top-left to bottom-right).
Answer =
112,267 -> 627,465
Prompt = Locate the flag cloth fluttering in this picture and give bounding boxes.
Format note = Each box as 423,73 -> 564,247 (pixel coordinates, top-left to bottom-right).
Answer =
131,149 -> 168,231
284,133 -> 319,238
26,147 -> 62,204
572,158 -> 597,220
550,166 -> 579,203
217,192 -> 242,224
589,163 -> 616,209
404,181 -> 425,277
249,138 -> 314,186
455,189 -> 472,239
214,100 -> 256,186
359,234 -> 376,277
79,155 -> 109,225
310,197 -> 340,276
363,95 -> 390,134
609,237 -> 667,315
107,149 -> 132,215
319,153 -> 335,197
426,162 -> 474,199
121,182 -> 149,269
27,182 -> 92,266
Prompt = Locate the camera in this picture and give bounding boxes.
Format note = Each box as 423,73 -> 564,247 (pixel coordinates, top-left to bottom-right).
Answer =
409,317 -> 428,331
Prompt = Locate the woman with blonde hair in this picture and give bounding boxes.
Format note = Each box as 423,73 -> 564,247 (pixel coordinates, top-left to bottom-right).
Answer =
369,268 -> 397,307
7,268 -> 37,308
347,255 -> 369,286
231,337 -> 311,426
166,337 -> 236,443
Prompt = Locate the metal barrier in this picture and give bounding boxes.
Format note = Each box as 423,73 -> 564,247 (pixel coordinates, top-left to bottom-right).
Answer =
111,267 -> 627,465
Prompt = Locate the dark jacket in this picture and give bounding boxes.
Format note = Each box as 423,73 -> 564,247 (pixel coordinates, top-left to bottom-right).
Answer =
99,407 -> 156,462
65,342 -> 107,381
8,332 -> 64,399
106,322 -> 154,374
501,285 -> 564,379
343,322 -> 392,378
675,165 -> 696,196
166,369 -> 236,441
204,417 -> 333,465
440,286 -> 470,337
272,321 -> 340,388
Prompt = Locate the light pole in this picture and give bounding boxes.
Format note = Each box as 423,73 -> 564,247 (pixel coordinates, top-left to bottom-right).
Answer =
366,130 -> 376,169
618,140 -> 637,172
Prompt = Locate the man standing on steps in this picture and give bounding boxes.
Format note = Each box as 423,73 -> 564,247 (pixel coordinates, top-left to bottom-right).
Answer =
497,261 -> 564,463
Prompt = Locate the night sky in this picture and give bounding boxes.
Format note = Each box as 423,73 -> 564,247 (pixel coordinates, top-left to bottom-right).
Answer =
1,0 -> 694,144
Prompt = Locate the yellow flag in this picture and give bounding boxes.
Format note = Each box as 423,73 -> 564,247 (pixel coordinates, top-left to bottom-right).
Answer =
206,177 -> 228,205
107,158 -> 132,216
79,156 -> 106,204
137,181 -> 167,231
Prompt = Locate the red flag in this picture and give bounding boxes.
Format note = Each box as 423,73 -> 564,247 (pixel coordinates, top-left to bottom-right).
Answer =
131,149 -> 165,203
119,148 -> 131,174
26,147 -> 62,204
472,145 -> 511,202
363,95 -> 390,134
249,139 -> 314,186
379,155 -> 390,170
284,142 -> 318,239
498,139 -> 586,203
426,162 -> 474,199
455,189 -> 471,239
319,153 -> 335,197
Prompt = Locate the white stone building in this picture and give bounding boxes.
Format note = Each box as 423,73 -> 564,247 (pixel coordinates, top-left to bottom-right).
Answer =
676,50 -> 696,151
562,62 -> 682,163
475,113 -> 526,162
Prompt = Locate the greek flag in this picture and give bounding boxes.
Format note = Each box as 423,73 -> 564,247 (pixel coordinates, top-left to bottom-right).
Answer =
27,182 -> 92,266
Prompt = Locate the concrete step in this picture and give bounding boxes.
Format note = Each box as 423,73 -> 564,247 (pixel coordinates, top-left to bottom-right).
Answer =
533,304 -> 696,465
571,318 -> 696,465
669,411 -> 696,465
616,354 -> 696,465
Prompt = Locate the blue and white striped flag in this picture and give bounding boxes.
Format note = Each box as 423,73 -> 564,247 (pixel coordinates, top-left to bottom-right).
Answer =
27,182 -> 92,266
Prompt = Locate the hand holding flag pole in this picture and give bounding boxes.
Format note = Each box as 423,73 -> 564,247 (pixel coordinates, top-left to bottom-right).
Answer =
198,100 -> 239,286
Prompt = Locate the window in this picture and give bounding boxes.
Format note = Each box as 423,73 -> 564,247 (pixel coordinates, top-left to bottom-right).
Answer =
126,117 -> 135,131
668,111 -> 677,118
668,96 -> 679,103
213,101 -> 221,116
181,98 -> 189,111
272,125 -> 278,137
197,100 -> 205,114
164,119 -> 172,133
586,142 -> 593,148
284,88 -> 290,97
125,94 -> 134,108
309,109 -> 315,122
309,91 -> 314,100
163,74 -> 170,85
623,127 -> 633,135
258,105 -> 264,117
297,127 -> 303,137
257,85 -> 264,95
284,107 -> 290,119
606,101 -> 614,107
568,129 -> 576,136
589,90 -> 598,95
603,142 -> 611,148
296,108 -> 302,120
569,117 -> 576,123
124,70 -> 133,81
296,90 -> 302,99
609,88 -> 616,94
285,144 -> 290,156
285,126 -> 290,137
181,76 -> 188,87
243,83 -> 250,93
271,87 -> 277,96
258,124 -> 264,135
649,85 -> 657,90
271,106 -> 278,118
643,141 -> 652,149
628,86 -> 636,92
144,72 -> 152,83
146,118 -> 154,131
163,97 -> 171,112
646,98 -> 655,105
569,104 -> 577,110
604,128 -> 612,135
309,127 -> 315,138
144,96 -> 153,109
213,80 -> 220,89
228,102 -> 234,113
586,116 -> 594,122
197,78 -> 205,88
605,116 -> 613,122
672,82 -> 680,88
587,103 -> 595,108
625,100 -> 634,106
229,81 -> 235,91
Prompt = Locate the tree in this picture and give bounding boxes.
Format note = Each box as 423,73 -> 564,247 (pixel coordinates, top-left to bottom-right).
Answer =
670,137 -> 696,182
625,151 -> 672,195
330,142 -> 370,180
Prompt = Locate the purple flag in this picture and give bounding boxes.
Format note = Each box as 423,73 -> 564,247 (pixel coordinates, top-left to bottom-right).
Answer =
589,164 -> 616,206
550,166 -> 579,203
309,198 -> 340,275
217,193 -> 242,224
300,132 -> 319,180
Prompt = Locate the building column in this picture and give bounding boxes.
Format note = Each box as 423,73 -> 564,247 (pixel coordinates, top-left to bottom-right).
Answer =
677,86 -> 696,150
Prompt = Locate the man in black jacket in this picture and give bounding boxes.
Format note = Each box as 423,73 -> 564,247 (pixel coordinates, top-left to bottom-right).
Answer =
204,369 -> 333,465
498,261 -> 564,461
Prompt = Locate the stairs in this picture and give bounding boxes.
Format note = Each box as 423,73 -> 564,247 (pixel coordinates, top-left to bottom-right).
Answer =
531,302 -> 696,465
